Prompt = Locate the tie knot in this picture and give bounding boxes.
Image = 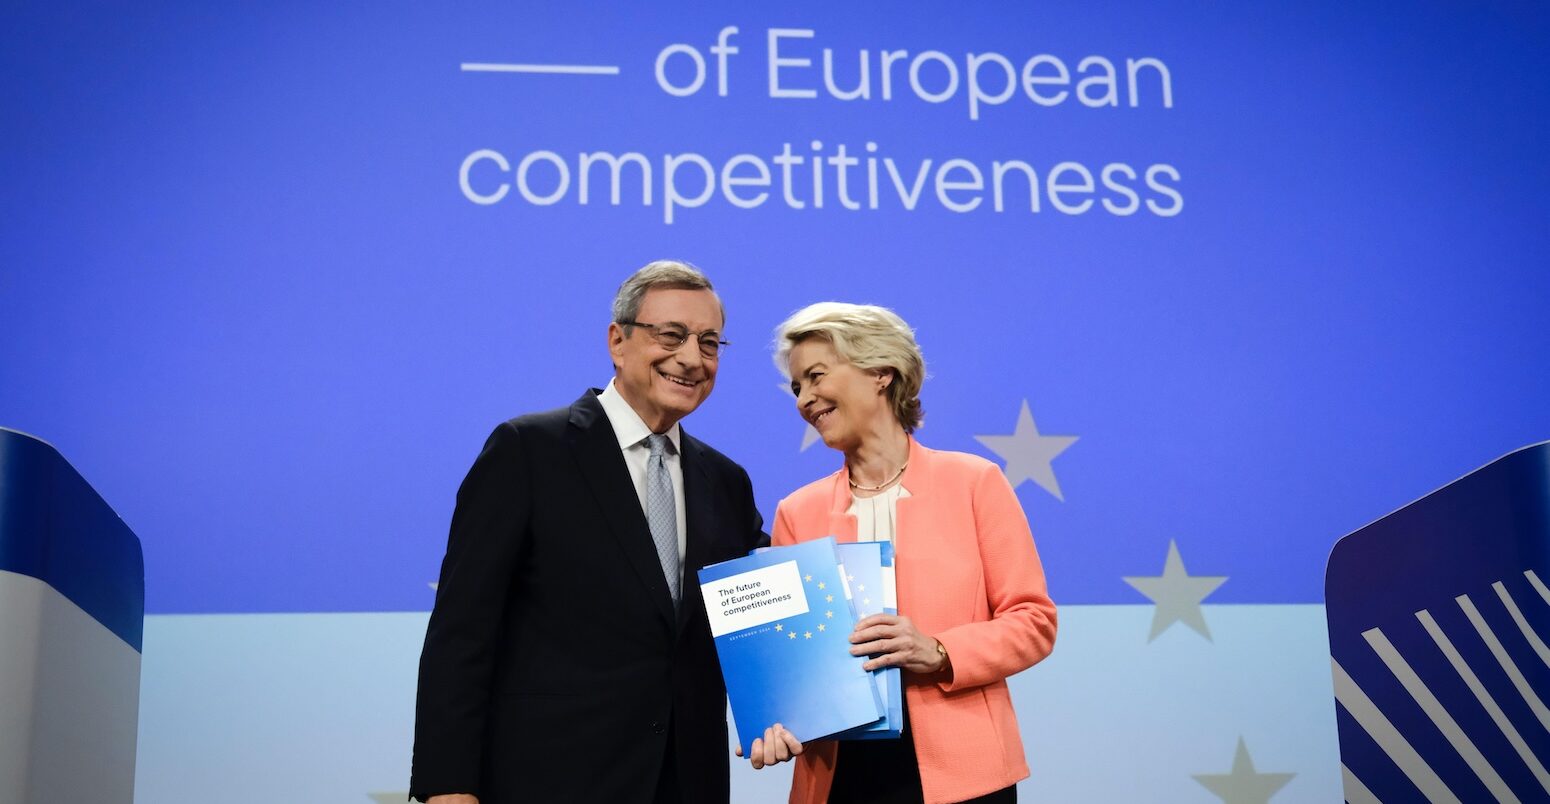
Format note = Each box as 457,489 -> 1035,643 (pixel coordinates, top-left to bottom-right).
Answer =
646,433 -> 672,458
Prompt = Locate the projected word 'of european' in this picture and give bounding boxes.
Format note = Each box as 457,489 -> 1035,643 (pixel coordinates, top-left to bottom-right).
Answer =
466,26 -> 1173,123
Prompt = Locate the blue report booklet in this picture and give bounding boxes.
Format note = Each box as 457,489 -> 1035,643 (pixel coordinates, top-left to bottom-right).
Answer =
833,541 -> 903,740
697,537 -> 883,755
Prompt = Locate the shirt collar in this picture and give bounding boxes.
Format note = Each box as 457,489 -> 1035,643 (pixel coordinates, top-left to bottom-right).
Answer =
598,379 -> 681,453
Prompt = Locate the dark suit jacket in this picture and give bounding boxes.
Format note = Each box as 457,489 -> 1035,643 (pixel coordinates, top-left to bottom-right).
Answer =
410,390 -> 766,803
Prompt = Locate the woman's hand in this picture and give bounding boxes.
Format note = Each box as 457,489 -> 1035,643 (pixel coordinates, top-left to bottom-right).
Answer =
850,614 -> 948,674
734,723 -> 804,769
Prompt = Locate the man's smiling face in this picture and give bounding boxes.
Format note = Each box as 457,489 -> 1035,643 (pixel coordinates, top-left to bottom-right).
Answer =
608,287 -> 723,433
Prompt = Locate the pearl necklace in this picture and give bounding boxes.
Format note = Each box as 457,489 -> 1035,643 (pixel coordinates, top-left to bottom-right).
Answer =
848,462 -> 908,492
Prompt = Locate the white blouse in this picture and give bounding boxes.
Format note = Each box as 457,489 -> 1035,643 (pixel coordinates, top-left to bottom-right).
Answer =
846,483 -> 911,545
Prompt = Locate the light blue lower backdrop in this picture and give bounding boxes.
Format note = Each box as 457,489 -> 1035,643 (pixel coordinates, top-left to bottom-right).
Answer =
135,605 -> 1339,802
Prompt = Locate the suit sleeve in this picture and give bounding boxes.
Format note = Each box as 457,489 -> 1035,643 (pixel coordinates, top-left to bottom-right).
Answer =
737,463 -> 770,550
933,462 -> 1058,692
410,422 -> 531,800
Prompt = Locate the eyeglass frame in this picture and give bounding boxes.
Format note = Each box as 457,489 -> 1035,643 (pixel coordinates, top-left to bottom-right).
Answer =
618,320 -> 730,358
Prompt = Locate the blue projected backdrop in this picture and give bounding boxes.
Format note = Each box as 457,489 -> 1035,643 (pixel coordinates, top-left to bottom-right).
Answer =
3,2 -> 1547,616
6,3 -> 1550,802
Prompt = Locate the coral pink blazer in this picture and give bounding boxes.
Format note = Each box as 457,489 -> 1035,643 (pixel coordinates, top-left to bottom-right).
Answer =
771,438 -> 1058,804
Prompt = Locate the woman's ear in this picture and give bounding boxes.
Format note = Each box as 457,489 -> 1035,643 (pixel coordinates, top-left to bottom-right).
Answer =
875,369 -> 893,392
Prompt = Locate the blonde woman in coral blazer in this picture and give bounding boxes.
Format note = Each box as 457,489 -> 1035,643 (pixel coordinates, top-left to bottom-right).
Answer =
747,302 -> 1057,804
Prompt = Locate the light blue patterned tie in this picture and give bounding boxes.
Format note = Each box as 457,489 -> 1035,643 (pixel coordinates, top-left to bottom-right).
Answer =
646,434 -> 681,607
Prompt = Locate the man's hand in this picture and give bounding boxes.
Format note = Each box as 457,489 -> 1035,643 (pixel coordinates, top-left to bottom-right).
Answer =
734,723 -> 804,769
849,614 -> 948,674
426,795 -> 478,804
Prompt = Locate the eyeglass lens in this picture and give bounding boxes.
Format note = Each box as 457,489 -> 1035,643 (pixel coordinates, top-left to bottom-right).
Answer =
654,328 -> 722,357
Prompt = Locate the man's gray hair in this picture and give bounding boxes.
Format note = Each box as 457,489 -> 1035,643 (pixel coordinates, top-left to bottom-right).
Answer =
612,260 -> 723,326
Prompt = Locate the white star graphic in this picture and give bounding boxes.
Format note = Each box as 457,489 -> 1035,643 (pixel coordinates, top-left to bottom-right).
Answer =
780,382 -> 823,451
801,423 -> 821,451
1192,738 -> 1295,803
973,400 -> 1078,500
370,794 -> 407,804
1122,539 -> 1227,641
428,582 -> 438,591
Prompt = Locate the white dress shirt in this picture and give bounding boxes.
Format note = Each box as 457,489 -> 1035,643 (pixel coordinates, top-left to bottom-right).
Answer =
597,379 -> 688,561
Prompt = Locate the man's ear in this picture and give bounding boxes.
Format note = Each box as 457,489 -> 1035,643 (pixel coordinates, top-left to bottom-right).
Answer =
607,322 -> 626,369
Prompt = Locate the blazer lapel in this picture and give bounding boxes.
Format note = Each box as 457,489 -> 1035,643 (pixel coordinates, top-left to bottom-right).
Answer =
828,467 -> 859,543
567,391 -> 676,628
893,437 -> 931,553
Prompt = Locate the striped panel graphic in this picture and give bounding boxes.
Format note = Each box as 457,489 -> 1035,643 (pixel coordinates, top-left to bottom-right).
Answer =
1327,443 -> 1550,803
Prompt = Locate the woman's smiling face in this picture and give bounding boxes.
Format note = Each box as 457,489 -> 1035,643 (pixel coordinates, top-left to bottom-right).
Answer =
787,337 -> 891,452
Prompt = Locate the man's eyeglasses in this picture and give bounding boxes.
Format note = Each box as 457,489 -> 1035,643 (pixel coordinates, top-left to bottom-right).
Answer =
620,321 -> 729,358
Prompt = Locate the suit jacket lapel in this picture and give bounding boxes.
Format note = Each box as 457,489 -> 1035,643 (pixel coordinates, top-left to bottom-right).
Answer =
567,390 -> 676,628
678,433 -> 716,633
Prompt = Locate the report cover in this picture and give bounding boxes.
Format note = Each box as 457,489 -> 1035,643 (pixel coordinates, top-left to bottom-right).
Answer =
833,541 -> 903,740
697,537 -> 883,755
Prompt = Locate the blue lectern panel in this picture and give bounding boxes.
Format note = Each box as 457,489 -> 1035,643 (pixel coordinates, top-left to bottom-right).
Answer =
0,428 -> 145,650
1326,443 -> 1550,802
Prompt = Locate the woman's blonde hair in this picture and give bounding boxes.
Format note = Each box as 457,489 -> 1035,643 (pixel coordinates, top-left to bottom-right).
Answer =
774,302 -> 926,432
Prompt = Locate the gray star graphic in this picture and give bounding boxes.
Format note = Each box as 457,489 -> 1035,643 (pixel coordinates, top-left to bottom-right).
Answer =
1192,737 -> 1295,803
973,400 -> 1077,500
369,794 -> 407,804
1122,539 -> 1227,641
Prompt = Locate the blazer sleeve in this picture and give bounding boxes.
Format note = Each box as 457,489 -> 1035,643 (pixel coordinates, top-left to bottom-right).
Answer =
933,462 -> 1058,692
771,499 -> 797,547
410,422 -> 532,800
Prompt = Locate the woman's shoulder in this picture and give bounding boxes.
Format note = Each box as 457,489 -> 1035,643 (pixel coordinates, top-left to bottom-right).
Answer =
916,442 -> 1001,479
773,470 -> 843,545
778,469 -> 843,510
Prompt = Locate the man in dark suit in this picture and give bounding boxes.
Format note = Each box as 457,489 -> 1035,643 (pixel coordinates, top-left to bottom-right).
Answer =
410,261 -> 767,804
